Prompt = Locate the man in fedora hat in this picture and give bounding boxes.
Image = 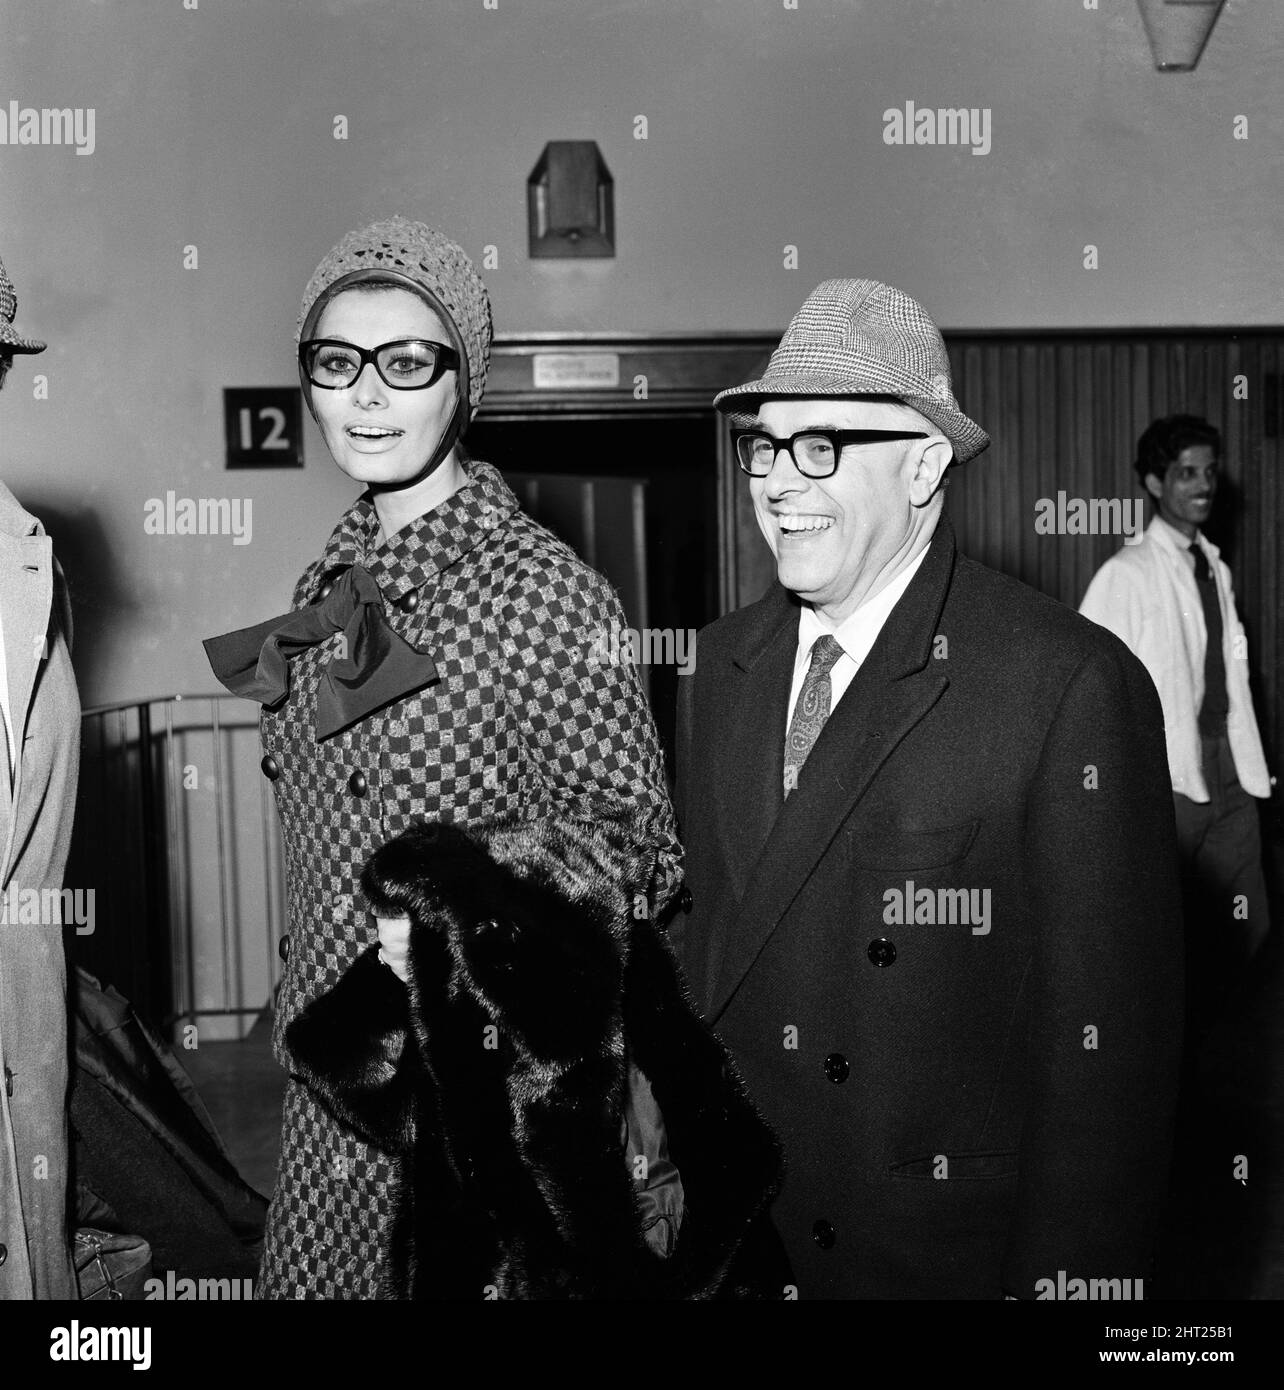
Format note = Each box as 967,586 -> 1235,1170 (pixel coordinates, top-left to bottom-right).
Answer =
0,251 -> 81,1299
670,279 -> 1184,1299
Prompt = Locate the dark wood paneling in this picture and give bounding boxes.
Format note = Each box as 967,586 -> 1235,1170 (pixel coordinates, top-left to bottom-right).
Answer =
481,333 -> 778,414
944,331 -> 1282,793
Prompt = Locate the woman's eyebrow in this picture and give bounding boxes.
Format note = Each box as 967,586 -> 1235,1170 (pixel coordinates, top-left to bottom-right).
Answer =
318,334 -> 426,345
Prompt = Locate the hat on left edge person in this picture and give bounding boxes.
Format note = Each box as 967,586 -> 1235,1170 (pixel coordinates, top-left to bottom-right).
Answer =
0,252 -> 46,353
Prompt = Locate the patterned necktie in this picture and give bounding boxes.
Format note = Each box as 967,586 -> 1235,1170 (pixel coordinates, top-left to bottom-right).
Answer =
783,634 -> 845,797
1189,542 -> 1228,734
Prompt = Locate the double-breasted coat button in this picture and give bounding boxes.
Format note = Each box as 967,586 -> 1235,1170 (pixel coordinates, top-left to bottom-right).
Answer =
0,1244 -> 8,1267
278,936 -> 290,963
317,582 -> 333,601
867,937 -> 897,967
260,754 -> 281,781
812,1220 -> 835,1250
348,770 -> 368,797
823,1053 -> 849,1084
678,885 -> 693,913
398,588 -> 419,613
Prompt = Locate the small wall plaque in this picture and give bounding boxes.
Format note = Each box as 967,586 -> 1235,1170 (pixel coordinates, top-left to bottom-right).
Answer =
223,387 -> 304,468
532,352 -> 621,390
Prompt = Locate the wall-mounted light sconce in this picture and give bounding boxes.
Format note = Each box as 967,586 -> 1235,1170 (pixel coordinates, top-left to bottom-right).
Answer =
1137,0 -> 1226,71
527,141 -> 614,258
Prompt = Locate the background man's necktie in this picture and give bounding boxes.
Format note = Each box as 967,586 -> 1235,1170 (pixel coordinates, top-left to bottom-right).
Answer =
1189,542 -> 1229,735
784,634 -> 845,797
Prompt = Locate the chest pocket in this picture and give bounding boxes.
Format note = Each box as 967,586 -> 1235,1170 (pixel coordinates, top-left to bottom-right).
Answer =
844,818 -> 980,872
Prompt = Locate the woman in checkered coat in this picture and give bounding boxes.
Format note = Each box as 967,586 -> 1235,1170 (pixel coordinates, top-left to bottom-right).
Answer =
206,220 -> 687,1298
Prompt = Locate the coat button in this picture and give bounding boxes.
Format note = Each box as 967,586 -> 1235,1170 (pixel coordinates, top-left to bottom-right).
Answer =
867,937 -> 897,967
3,1066 -> 12,1097
398,588 -> 419,613
278,936 -> 290,963
812,1220 -> 835,1250
261,754 -> 281,781
317,582 -> 333,601
823,1052 -> 849,1084
0,1244 -> 7,1267
348,770 -> 368,796
678,885 -> 693,913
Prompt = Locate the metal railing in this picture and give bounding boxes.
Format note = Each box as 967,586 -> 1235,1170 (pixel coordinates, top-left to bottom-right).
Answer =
69,694 -> 285,1034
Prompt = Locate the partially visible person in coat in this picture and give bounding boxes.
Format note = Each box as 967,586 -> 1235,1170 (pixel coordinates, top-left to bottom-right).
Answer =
0,251 -> 81,1300
1080,416 -> 1273,1026
207,219 -> 686,1299
671,278 -> 1185,1299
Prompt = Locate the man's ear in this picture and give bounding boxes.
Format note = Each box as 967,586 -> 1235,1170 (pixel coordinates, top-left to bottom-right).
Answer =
909,436 -> 953,507
1143,472 -> 1164,503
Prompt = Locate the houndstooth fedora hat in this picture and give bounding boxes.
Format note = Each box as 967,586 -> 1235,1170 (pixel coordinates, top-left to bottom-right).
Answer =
714,278 -> 988,464
0,252 -> 46,354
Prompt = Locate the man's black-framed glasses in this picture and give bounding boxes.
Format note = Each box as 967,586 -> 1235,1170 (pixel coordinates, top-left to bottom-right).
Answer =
299,338 -> 460,391
733,428 -> 929,478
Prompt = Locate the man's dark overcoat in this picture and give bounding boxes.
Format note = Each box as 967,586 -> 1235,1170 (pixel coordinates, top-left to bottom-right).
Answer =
672,513 -> 1184,1299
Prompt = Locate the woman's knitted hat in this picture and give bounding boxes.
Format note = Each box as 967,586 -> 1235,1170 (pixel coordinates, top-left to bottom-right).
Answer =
296,217 -> 492,422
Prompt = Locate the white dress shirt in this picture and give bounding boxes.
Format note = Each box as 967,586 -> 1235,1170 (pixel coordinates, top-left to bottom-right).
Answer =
786,544 -> 930,730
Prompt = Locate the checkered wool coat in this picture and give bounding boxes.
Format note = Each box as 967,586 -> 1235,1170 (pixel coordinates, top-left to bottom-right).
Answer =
255,460 -> 682,1299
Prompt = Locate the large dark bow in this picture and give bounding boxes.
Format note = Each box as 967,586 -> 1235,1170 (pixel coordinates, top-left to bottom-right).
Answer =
203,564 -> 437,740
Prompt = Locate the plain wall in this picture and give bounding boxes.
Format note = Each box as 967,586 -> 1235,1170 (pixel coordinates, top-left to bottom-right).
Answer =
1,0 -> 1280,705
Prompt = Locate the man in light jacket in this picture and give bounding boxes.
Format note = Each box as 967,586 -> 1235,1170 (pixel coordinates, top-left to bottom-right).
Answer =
0,251 -> 81,1299
1080,415 -> 1273,1018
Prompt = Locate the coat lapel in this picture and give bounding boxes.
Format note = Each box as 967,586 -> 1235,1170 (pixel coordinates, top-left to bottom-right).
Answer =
707,516 -> 958,1023
713,590 -> 797,900
0,528 -> 52,888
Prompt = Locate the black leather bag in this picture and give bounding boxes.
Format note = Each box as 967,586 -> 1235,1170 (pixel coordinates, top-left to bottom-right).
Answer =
73,1227 -> 153,1301
69,969 -> 267,1282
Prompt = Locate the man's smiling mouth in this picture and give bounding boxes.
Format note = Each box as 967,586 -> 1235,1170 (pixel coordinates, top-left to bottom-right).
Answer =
778,514 -> 836,534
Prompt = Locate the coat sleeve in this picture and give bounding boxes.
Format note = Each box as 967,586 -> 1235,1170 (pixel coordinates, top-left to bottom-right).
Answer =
284,945 -> 420,1155
499,558 -> 684,919
1078,557 -> 1144,653
52,555 -> 74,655
667,664 -> 697,969
1002,639 -> 1184,1297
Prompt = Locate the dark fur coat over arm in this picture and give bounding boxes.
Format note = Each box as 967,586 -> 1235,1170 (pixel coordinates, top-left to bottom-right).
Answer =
285,811 -> 786,1299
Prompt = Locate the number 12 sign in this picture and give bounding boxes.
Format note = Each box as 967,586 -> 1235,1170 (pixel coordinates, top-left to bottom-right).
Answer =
223,387 -> 304,468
